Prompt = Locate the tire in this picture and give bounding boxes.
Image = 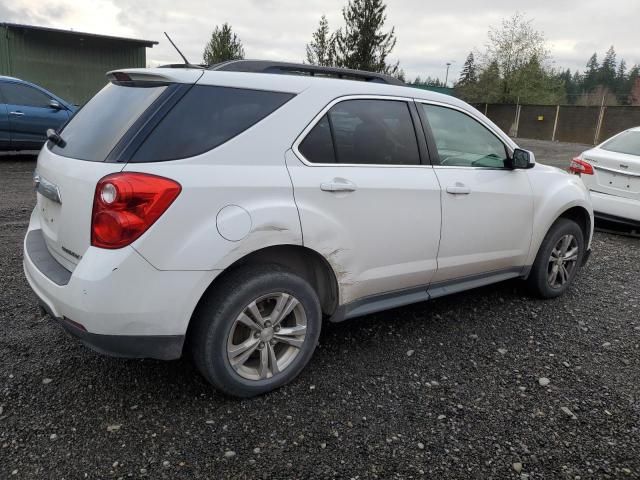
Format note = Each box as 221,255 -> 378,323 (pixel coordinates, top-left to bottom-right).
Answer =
189,264 -> 322,398
527,218 -> 585,299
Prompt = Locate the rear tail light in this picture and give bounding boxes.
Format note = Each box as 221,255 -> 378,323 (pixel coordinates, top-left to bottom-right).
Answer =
91,172 -> 181,249
569,158 -> 594,175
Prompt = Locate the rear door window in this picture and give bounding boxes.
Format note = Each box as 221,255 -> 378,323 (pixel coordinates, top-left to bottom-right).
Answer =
130,86 -> 294,162
51,83 -> 167,161
1,82 -> 51,108
298,99 -> 420,165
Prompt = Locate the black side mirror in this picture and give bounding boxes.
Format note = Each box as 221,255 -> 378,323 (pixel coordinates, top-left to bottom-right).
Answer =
510,148 -> 536,169
49,100 -> 63,110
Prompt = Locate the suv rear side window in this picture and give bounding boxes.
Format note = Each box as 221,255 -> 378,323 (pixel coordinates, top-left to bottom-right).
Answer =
299,99 -> 420,165
131,85 -> 294,162
52,83 -> 166,161
1,82 -> 51,108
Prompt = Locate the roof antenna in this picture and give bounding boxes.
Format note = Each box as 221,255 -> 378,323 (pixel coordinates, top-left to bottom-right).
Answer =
164,32 -> 190,65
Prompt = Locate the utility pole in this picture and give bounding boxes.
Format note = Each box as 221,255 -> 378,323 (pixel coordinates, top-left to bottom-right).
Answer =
444,62 -> 451,87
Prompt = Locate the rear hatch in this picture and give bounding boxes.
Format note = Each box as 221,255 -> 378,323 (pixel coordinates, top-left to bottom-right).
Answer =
33,69 -> 202,270
583,130 -> 640,201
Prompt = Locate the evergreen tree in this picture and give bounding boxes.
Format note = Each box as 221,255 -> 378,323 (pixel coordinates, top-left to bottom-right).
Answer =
598,46 -> 617,90
203,23 -> 245,65
615,59 -> 627,93
583,53 -> 599,92
333,0 -> 398,74
458,52 -> 478,85
306,15 -> 335,67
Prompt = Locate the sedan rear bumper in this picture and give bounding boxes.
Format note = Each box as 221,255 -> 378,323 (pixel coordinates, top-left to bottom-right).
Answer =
590,191 -> 640,226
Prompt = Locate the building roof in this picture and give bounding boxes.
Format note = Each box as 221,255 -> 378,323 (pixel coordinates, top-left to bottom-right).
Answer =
0,23 -> 157,47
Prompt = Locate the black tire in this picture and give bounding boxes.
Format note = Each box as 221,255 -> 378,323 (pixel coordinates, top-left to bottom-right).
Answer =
189,264 -> 321,398
527,218 -> 585,299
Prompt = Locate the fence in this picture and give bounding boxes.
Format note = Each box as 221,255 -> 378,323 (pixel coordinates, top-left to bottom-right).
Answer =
472,103 -> 640,145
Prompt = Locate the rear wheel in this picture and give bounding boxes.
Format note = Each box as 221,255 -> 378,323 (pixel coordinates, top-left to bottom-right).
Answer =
527,218 -> 585,298
190,265 -> 321,398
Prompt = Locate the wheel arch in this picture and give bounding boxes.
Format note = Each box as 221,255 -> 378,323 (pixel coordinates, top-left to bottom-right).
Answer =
189,244 -> 340,327
556,205 -> 592,244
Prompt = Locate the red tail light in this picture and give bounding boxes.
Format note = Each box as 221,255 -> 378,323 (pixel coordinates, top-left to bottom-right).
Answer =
91,172 -> 181,249
569,158 -> 594,175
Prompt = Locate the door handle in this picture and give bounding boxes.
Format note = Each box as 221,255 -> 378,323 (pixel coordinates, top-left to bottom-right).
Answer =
320,179 -> 357,192
9,111 -> 24,116
446,183 -> 471,195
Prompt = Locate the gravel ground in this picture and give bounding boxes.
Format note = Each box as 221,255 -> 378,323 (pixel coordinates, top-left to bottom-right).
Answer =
1,150 -> 639,479
516,138 -> 591,170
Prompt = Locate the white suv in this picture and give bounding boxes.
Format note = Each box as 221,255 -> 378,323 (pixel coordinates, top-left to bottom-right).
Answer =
24,61 -> 593,397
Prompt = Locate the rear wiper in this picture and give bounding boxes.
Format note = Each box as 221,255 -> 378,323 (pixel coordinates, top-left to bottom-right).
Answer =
46,129 -> 66,148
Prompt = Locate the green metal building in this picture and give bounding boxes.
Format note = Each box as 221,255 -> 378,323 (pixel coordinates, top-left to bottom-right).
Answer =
0,23 -> 157,105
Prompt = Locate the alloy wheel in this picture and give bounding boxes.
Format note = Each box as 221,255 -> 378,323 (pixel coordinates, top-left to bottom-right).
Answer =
547,234 -> 579,289
226,292 -> 307,381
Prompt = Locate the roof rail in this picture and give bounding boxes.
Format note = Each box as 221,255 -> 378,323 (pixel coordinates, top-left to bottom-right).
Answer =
208,60 -> 405,86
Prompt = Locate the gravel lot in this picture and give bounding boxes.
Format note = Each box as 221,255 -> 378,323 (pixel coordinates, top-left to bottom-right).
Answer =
1,146 -> 639,479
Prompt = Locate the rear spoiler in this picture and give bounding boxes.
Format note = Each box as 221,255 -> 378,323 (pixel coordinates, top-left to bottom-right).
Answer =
106,69 -> 204,85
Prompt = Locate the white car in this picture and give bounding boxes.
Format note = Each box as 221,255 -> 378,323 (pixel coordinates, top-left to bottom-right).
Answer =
23,61 -> 593,397
570,127 -> 640,228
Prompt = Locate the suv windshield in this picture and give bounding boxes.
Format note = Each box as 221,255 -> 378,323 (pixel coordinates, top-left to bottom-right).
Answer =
601,131 -> 640,156
51,83 -> 166,161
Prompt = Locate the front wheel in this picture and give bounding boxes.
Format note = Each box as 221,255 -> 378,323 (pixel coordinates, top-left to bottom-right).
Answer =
527,218 -> 585,298
189,265 -> 321,398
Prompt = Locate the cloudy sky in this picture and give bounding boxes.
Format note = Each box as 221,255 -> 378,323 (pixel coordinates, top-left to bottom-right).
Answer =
2,0 -> 639,83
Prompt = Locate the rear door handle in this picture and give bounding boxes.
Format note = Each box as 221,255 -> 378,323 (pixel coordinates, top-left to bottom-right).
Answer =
320,179 -> 357,192
446,183 -> 471,195
321,180 -> 357,192
9,111 -> 24,116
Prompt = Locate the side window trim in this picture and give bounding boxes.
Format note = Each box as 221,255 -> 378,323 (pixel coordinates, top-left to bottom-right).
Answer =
415,100 -> 513,169
293,94 -> 429,168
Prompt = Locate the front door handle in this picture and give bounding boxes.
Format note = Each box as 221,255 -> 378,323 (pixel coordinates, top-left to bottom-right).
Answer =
9,111 -> 24,116
320,179 -> 357,192
446,183 -> 471,195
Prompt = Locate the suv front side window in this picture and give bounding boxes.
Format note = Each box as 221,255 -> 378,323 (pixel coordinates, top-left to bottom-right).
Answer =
421,104 -> 508,169
1,82 -> 52,108
299,99 -> 420,165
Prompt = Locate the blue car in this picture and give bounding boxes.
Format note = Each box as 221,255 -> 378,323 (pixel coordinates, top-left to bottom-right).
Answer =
0,76 -> 76,151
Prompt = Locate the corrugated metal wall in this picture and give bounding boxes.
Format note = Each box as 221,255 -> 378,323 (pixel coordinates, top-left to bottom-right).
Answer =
0,26 -> 149,105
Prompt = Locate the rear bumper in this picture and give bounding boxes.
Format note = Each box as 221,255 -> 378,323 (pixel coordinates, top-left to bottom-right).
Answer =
23,218 -> 215,360
37,299 -> 182,359
590,191 -> 640,226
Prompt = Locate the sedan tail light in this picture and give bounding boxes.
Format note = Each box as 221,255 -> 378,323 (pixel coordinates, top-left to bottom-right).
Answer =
91,172 -> 181,249
569,158 -> 594,175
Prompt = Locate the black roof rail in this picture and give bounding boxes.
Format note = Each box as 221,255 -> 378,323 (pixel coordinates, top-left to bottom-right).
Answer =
208,60 -> 405,86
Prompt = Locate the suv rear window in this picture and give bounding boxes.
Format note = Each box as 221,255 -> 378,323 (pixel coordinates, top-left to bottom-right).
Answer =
51,83 -> 166,161
130,85 -> 294,162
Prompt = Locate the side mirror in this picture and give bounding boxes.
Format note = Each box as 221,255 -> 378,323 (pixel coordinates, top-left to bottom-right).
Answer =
49,100 -> 63,110
510,148 -> 536,169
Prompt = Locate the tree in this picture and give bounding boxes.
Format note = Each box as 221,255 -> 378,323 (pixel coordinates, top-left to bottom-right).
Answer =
203,23 -> 245,65
582,53 -> 599,92
333,0 -> 398,74
306,15 -> 335,66
598,46 -> 617,91
484,12 -> 549,102
615,58 -> 627,93
458,52 -> 478,85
